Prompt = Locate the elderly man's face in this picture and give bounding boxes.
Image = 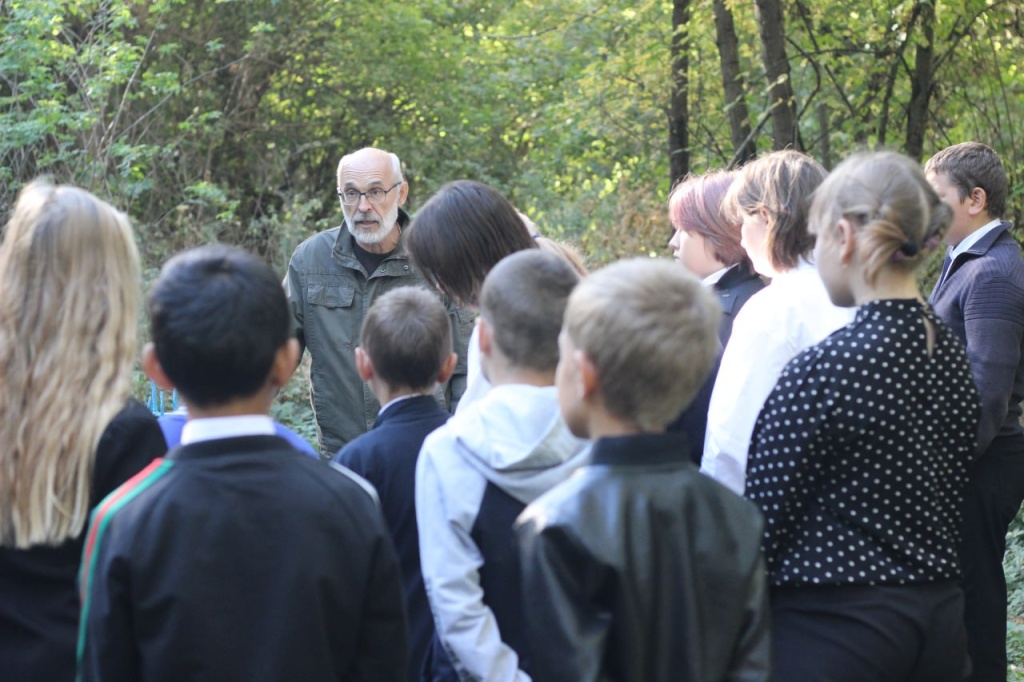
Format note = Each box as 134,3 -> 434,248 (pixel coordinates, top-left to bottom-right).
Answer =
338,153 -> 405,247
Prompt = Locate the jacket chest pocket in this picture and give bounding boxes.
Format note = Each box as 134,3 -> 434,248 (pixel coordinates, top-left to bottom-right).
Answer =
307,283 -> 355,309
306,283 -> 358,348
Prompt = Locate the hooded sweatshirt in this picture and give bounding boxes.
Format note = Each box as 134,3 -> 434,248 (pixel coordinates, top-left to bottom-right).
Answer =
416,384 -> 590,682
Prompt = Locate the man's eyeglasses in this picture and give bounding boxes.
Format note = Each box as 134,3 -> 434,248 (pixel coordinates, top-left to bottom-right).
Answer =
337,181 -> 403,206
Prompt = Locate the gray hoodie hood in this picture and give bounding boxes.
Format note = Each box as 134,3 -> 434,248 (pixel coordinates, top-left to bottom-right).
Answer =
450,384 -> 590,505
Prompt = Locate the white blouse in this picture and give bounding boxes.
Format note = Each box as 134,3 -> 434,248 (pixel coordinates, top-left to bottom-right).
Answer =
700,259 -> 856,494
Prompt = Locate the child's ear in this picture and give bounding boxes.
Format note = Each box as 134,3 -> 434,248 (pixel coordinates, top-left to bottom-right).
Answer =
968,186 -> 989,216
477,317 -> 493,358
270,338 -> 301,390
836,218 -> 857,264
437,352 -> 458,384
142,343 -> 175,391
577,350 -> 600,400
355,347 -> 375,382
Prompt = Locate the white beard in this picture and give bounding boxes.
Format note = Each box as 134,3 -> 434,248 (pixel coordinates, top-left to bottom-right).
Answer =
345,201 -> 400,246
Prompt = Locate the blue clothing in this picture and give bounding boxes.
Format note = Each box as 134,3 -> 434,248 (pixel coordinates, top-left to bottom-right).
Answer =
929,222 -> 1024,452
929,220 -> 1024,680
667,262 -> 765,461
159,410 -> 317,458
334,395 -> 451,682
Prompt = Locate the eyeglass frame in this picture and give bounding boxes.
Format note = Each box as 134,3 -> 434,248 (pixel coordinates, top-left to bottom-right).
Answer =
336,181 -> 404,206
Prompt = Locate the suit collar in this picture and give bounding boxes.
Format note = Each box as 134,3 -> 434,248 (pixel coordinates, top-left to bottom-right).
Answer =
960,220 -> 1012,258
374,394 -> 446,428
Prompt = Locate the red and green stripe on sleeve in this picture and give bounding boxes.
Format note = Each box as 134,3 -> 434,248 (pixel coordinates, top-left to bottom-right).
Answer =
75,457 -> 174,665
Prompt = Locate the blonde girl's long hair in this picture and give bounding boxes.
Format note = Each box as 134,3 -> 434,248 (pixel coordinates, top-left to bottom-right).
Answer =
0,182 -> 141,548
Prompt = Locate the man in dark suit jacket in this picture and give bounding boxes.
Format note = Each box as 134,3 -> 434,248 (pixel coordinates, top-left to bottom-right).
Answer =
336,287 -> 457,682
927,142 -> 1024,682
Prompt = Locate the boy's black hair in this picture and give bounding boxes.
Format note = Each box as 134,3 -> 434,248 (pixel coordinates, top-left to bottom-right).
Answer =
360,287 -> 452,391
148,244 -> 290,408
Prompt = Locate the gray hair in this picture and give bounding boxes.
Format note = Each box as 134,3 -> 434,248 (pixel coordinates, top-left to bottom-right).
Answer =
336,148 -> 403,185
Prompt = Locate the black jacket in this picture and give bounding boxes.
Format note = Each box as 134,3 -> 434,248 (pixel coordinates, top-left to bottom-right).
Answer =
78,435 -> 407,682
666,263 -> 765,460
516,433 -> 771,682
0,399 -> 165,682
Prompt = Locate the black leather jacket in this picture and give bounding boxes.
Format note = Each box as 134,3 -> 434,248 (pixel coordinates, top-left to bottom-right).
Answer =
516,432 -> 771,682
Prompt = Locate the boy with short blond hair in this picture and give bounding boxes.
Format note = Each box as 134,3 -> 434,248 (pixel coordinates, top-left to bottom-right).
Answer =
335,287 -> 457,682
516,258 -> 770,682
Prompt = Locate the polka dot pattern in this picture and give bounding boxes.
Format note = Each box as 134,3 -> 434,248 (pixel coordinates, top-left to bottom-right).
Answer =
745,299 -> 979,587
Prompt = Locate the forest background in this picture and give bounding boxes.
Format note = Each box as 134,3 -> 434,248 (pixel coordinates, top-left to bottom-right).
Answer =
4,0 -> 1024,674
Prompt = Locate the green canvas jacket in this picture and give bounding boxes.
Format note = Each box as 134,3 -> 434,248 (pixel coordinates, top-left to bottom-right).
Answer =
284,210 -> 473,458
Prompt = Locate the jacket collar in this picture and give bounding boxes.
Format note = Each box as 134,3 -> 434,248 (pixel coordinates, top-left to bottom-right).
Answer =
373,393 -> 446,429
959,220 -> 1012,259
169,434 -> 297,462
590,432 -> 691,467
715,261 -> 761,290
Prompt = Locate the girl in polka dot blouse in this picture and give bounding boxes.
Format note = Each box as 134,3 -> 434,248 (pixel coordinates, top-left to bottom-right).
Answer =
745,151 -> 980,682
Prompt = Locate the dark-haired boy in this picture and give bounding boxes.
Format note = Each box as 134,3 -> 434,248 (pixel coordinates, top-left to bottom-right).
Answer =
77,245 -> 407,682
926,142 -> 1024,681
335,287 -> 457,682
416,250 -> 590,681
516,258 -> 770,682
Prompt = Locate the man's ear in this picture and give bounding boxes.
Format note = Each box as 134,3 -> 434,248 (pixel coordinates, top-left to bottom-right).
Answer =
270,338 -> 301,390
968,186 -> 988,217
437,352 -> 458,384
142,343 -> 175,391
398,181 -> 409,206
355,346 -> 375,382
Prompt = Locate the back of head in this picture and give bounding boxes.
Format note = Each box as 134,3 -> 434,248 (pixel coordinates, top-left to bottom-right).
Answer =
0,181 -> 140,547
725,150 -> 828,271
669,170 -> 747,267
811,151 -> 951,284
564,258 -> 721,431
924,141 -> 1007,219
148,245 -> 289,409
406,180 -> 537,307
479,250 -> 581,373
360,287 -> 452,391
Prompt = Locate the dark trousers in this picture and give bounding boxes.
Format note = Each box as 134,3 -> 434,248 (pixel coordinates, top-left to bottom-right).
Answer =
771,582 -> 969,682
959,436 -> 1024,682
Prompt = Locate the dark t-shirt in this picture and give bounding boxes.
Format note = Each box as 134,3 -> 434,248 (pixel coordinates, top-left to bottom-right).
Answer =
352,234 -> 393,275
0,399 -> 167,682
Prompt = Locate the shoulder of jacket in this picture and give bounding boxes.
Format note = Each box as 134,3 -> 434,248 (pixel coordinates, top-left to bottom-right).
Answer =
326,461 -> 381,507
292,227 -> 342,259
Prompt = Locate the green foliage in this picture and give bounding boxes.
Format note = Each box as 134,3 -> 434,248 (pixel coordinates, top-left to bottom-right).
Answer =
1007,506 -> 1024,677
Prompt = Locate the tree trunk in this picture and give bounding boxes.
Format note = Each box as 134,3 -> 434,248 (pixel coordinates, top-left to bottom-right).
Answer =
713,0 -> 755,165
669,0 -> 690,183
754,0 -> 799,150
817,103 -> 832,170
905,0 -> 935,161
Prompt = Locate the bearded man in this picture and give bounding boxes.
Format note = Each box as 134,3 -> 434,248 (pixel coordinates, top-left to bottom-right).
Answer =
285,147 -> 471,457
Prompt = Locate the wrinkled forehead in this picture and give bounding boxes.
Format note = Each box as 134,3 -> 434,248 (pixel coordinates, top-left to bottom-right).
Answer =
337,152 -> 396,188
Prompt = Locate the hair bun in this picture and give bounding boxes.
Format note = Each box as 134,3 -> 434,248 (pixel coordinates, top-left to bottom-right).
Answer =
898,239 -> 920,257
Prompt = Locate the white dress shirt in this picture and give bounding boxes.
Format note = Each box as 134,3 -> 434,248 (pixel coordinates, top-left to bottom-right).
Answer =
701,259 -> 857,494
